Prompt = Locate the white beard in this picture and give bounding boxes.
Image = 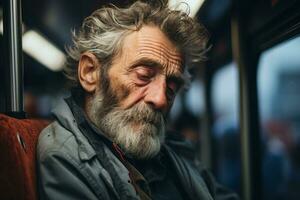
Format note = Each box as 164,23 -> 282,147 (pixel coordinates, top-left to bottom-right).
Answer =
88,91 -> 165,159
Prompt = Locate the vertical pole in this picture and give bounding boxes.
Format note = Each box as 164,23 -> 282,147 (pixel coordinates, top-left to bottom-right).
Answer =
231,2 -> 261,200
201,64 -> 213,169
3,0 -> 25,118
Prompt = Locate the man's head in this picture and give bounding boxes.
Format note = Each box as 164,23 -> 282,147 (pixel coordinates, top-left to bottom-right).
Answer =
64,0 -> 208,159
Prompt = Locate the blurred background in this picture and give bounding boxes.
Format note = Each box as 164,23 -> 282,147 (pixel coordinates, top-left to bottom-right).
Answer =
1,0 -> 300,199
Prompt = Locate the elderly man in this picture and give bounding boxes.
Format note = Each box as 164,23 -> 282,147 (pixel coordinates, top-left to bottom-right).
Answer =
37,1 -> 238,200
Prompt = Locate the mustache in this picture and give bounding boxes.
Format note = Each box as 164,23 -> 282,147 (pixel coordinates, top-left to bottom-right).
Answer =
117,103 -> 165,126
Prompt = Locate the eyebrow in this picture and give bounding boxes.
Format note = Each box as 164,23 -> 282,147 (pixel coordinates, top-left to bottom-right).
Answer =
129,57 -> 183,71
128,58 -> 164,71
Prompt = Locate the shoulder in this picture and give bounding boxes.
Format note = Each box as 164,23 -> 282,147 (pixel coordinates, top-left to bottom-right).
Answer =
37,121 -> 79,162
163,131 -> 206,182
163,131 -> 240,200
36,121 -> 113,200
164,130 -> 199,162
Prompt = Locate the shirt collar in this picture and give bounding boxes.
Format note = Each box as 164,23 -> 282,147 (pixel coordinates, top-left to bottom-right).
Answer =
130,149 -> 167,184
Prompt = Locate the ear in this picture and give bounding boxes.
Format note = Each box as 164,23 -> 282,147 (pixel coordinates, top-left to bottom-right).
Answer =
78,52 -> 100,93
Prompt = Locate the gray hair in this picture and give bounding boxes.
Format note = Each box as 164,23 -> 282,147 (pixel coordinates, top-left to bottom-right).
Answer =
64,0 -> 209,91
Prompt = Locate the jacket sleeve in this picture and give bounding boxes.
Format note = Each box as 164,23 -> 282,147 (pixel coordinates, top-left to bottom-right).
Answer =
199,167 -> 240,200
37,150 -> 100,200
164,137 -> 240,200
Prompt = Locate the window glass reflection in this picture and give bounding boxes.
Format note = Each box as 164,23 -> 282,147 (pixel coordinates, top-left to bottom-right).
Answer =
211,62 -> 241,194
258,35 -> 300,200
169,79 -> 204,155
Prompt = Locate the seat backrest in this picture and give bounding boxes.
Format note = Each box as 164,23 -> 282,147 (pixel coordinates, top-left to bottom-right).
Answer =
0,114 -> 49,200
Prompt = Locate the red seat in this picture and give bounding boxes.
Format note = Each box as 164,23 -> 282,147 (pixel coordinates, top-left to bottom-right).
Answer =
0,114 -> 50,200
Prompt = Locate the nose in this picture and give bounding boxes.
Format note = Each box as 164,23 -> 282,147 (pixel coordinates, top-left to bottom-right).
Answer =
144,77 -> 168,112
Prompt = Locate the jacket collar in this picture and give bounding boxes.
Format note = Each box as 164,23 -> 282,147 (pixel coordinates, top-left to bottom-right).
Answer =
51,97 -> 97,161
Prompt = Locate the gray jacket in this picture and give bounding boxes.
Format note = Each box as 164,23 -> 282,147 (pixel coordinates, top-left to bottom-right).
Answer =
37,99 -> 239,200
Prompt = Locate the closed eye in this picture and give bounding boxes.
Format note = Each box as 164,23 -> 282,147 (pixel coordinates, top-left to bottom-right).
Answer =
135,66 -> 156,84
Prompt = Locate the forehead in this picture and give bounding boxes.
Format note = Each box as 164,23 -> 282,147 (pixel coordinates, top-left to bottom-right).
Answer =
122,26 -> 183,73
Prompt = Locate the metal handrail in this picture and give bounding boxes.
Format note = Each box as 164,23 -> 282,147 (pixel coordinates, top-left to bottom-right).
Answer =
3,0 -> 25,118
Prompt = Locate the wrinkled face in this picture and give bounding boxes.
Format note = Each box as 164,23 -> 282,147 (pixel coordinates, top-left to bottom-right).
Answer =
108,26 -> 184,114
89,26 -> 184,159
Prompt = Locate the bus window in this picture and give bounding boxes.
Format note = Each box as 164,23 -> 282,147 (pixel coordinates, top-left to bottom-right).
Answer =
258,35 -> 300,200
182,79 -> 204,147
169,78 -> 204,154
211,62 -> 241,194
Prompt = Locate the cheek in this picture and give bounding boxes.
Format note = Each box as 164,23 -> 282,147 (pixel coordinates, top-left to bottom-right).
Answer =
115,83 -> 130,102
119,86 -> 148,109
